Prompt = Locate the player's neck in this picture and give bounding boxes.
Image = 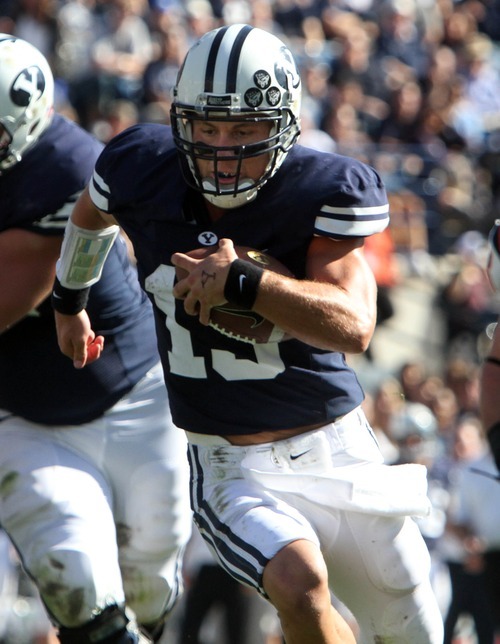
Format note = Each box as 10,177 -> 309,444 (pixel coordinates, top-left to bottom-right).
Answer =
204,200 -> 226,222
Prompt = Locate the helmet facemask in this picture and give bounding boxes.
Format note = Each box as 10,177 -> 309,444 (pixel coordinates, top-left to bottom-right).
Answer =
170,25 -> 301,209
171,106 -> 299,208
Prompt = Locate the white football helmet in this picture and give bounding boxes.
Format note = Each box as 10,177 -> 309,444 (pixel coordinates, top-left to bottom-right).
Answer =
390,402 -> 439,463
0,34 -> 54,172
171,24 -> 301,209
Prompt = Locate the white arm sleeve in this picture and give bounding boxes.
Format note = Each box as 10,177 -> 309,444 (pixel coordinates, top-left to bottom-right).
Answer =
56,218 -> 120,288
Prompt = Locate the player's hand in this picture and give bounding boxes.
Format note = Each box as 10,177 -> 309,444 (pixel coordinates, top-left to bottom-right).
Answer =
171,238 -> 237,325
54,309 -> 104,368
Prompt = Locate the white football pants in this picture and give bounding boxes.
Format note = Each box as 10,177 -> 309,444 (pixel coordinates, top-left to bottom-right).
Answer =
0,363 -> 192,629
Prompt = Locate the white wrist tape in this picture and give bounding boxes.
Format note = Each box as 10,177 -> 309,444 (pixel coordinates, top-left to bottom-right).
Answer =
56,219 -> 120,288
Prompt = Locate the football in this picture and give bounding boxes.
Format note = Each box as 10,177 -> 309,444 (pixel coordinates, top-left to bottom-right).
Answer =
175,246 -> 293,344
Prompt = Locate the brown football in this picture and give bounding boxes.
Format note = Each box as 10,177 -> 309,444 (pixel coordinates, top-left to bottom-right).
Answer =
175,246 -> 293,344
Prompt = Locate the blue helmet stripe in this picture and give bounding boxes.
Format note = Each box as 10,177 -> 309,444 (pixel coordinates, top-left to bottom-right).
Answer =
226,25 -> 253,93
204,26 -> 229,93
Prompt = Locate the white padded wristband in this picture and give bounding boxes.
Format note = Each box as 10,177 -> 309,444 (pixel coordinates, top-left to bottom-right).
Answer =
56,219 -> 120,288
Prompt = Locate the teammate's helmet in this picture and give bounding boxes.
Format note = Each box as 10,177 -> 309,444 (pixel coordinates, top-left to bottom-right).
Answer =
171,24 -> 301,209
390,402 -> 439,463
0,35 -> 54,172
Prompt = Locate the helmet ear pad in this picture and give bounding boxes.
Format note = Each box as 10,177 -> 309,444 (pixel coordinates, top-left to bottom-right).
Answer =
0,34 -> 54,171
170,24 -> 301,209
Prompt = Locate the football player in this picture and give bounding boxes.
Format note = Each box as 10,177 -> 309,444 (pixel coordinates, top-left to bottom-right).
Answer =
457,219 -> 500,642
53,24 -> 444,643
481,221 -> 500,473
0,35 -> 192,643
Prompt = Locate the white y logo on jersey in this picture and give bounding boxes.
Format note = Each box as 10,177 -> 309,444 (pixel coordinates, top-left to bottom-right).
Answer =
198,231 -> 218,246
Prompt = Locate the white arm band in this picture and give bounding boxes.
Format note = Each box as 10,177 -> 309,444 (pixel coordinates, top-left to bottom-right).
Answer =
56,219 -> 120,288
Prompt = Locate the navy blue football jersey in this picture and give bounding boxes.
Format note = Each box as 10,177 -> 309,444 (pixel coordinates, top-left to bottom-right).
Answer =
0,115 -> 159,424
89,123 -> 389,435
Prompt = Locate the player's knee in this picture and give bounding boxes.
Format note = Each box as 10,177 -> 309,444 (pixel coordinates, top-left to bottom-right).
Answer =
57,604 -> 144,644
263,540 -> 330,616
122,552 -> 183,625
32,549 -> 122,626
351,515 -> 431,594
379,582 -> 444,644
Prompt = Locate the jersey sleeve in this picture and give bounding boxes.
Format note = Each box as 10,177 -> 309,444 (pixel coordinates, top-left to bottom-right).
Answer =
314,156 -> 389,240
89,123 -> 175,214
27,191 -> 81,235
1,115 -> 103,236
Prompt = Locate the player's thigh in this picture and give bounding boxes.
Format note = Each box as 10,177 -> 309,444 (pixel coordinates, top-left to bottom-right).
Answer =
323,511 -> 443,643
0,419 -> 124,623
0,419 -> 114,556
189,448 -> 320,596
103,365 -> 192,554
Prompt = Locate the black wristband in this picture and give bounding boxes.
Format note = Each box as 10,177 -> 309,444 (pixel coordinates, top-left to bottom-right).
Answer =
223,259 -> 264,309
487,421 -> 500,471
51,277 -> 90,315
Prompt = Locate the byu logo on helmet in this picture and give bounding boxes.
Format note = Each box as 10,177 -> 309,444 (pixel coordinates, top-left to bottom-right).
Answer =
275,46 -> 301,91
11,66 -> 45,107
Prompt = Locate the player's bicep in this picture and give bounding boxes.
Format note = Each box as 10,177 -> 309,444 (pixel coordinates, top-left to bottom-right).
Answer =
0,229 -> 62,333
307,236 -> 377,297
71,185 -> 118,229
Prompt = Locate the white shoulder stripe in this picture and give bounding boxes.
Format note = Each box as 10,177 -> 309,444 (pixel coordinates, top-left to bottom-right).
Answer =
89,170 -> 110,212
320,203 -> 389,216
315,215 -> 389,237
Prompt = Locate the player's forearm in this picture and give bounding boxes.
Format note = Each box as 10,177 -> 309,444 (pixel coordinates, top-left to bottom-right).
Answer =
481,325 -> 500,430
71,185 -> 117,231
52,188 -> 119,313
480,323 -> 500,471
255,271 -> 376,353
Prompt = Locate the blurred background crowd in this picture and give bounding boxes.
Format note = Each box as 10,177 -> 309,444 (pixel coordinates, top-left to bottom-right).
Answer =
1,0 -> 500,641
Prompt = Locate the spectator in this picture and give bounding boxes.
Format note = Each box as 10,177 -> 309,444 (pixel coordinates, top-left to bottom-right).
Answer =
91,0 -> 154,111
438,232 -> 496,358
142,21 -> 189,110
440,415 -> 496,644
92,97 -> 140,142
12,0 -> 58,65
